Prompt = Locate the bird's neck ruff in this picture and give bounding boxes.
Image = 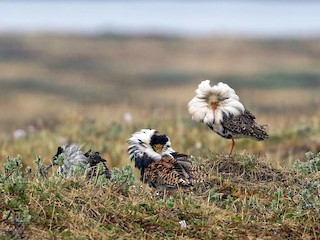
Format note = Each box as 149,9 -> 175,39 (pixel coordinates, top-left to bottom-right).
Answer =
52,144 -> 88,177
188,80 -> 245,127
127,129 -> 175,170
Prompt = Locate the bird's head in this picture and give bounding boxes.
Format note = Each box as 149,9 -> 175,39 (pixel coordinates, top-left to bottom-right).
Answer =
209,99 -> 220,111
188,80 -> 245,125
127,129 -> 175,165
150,133 -> 171,154
52,146 -> 64,161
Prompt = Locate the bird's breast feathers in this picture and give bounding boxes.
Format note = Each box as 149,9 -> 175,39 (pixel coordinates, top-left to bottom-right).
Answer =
188,80 -> 245,127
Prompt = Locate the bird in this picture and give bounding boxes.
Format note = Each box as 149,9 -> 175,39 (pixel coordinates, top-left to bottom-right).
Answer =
83,149 -> 111,180
49,144 -> 111,179
51,144 -> 88,177
127,129 -> 205,189
188,80 -> 268,155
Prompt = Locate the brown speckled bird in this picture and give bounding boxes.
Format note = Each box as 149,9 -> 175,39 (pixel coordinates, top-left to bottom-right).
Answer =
127,129 -> 205,189
143,153 -> 205,189
188,80 -> 268,154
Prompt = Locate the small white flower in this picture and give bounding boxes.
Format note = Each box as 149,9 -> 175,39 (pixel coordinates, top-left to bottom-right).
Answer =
306,203 -> 313,208
123,112 -> 133,122
195,142 -> 202,149
179,220 -> 187,230
13,129 -> 26,139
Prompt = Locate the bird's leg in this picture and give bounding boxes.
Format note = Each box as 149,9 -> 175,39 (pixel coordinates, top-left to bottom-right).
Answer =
229,139 -> 235,155
162,189 -> 173,201
163,189 -> 167,201
45,161 -> 58,171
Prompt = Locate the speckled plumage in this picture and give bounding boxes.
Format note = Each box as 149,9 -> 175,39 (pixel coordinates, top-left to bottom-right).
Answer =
127,129 -> 206,189
143,154 -> 205,189
188,80 -> 268,154
207,109 -> 268,141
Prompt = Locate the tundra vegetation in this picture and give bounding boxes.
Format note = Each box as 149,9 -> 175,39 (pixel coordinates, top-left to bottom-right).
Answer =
1,35 -> 320,239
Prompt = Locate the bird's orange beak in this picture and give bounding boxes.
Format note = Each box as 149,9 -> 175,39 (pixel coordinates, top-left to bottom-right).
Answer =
210,100 -> 219,111
153,144 -> 164,154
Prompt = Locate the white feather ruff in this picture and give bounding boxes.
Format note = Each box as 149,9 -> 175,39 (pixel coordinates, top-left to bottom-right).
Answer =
188,80 -> 244,132
127,129 -> 175,162
58,144 -> 88,177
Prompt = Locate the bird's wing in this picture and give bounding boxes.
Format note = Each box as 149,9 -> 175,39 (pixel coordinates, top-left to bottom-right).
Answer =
144,154 -> 206,189
222,109 -> 268,140
143,156 -> 192,188
171,152 -> 207,183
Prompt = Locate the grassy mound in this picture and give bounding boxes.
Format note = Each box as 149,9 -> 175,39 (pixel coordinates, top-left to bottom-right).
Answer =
1,153 -> 320,239
203,153 -> 286,182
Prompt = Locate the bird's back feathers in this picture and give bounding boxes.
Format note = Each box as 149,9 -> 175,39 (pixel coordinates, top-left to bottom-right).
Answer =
220,109 -> 268,140
143,154 -> 205,189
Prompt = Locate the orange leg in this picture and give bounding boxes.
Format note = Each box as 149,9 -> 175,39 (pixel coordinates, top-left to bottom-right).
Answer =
229,139 -> 235,155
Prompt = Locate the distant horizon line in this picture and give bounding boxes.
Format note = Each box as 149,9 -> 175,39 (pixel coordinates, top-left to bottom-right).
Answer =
1,31 -> 320,40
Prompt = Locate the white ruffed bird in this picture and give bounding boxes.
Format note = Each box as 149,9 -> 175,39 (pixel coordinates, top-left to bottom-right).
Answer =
50,144 -> 111,179
188,80 -> 268,154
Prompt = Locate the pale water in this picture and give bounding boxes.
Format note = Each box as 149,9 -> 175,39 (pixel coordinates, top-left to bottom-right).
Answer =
1,1 -> 320,38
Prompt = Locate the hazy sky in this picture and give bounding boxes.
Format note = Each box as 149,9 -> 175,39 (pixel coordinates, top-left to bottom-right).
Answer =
1,1 -> 320,37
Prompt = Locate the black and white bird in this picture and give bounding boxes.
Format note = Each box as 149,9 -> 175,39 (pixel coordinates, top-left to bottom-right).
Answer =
188,80 -> 268,155
127,129 -> 205,189
50,144 -> 111,179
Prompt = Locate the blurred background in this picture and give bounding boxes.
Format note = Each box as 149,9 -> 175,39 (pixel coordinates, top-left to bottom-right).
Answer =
1,1 -> 320,168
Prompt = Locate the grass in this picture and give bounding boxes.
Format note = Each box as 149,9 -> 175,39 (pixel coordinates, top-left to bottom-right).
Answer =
220,72 -> 320,89
1,35 -> 320,130
0,112 -> 319,238
1,152 -> 320,239
2,110 -> 319,170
